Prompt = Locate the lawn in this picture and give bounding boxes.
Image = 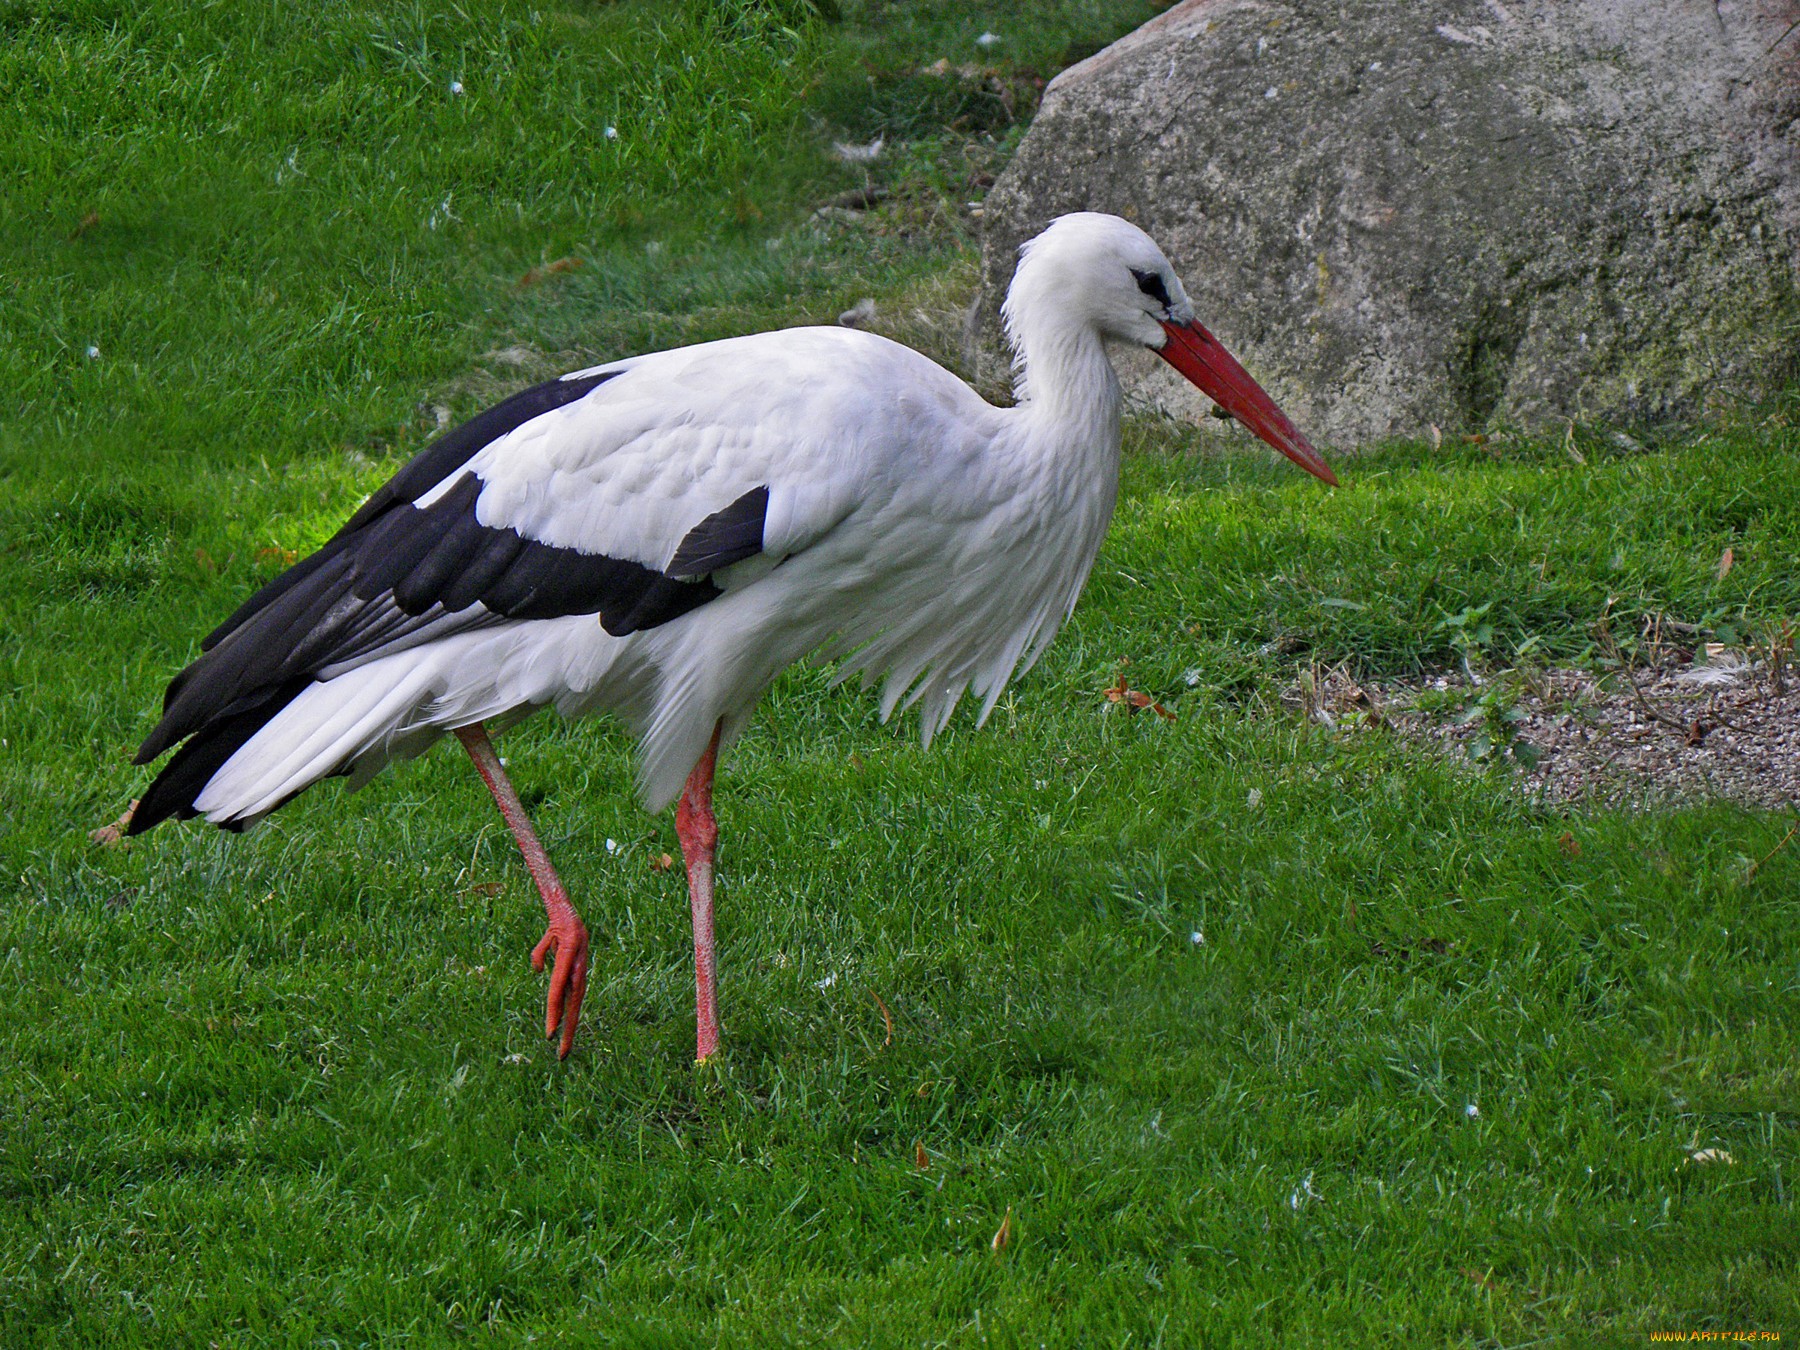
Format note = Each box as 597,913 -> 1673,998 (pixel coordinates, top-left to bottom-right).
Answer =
2,1 -> 1796,1345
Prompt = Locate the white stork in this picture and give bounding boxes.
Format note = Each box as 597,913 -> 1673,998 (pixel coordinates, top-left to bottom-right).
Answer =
127,212 -> 1336,1061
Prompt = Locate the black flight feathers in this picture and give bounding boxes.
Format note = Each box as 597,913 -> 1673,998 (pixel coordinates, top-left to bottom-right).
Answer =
130,369 -> 774,829
195,370 -> 621,654
667,485 -> 769,579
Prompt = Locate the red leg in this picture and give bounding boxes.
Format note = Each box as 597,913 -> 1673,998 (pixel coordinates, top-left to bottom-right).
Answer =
676,723 -> 724,1062
456,722 -> 589,1059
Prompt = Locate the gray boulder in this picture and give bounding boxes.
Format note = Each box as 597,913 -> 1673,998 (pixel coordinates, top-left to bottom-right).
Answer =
981,0 -> 1800,445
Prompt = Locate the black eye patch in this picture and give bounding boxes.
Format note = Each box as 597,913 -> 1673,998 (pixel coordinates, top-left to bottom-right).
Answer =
1131,268 -> 1171,308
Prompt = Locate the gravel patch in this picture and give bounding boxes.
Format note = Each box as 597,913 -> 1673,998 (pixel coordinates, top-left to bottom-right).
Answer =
1284,645 -> 1800,812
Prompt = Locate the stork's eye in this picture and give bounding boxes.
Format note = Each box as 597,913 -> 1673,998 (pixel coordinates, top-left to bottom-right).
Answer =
1130,268 -> 1170,308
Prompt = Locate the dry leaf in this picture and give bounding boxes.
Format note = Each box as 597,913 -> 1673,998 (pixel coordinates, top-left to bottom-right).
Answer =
257,546 -> 300,567
1557,831 -> 1581,858
1687,1148 -> 1734,1166
1103,673 -> 1176,721
515,256 -> 583,290
650,852 -> 674,873
1132,691 -> 1178,722
69,211 -> 101,240
459,881 -> 505,898
89,799 -> 139,847
990,1207 -> 1012,1252
1716,547 -> 1734,580
1684,720 -> 1708,747
914,1140 -> 929,1170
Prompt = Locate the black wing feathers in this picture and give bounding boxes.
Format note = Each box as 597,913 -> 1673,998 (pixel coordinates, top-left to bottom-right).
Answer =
350,470 -> 726,631
435,523 -> 527,612
332,370 -> 620,539
199,370 -> 621,655
129,679 -> 314,834
143,552 -> 369,760
390,477 -> 493,613
137,364 -> 776,809
200,539 -> 353,654
667,486 -> 770,579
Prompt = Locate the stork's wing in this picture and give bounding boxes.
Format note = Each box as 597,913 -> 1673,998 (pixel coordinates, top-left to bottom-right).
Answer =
135,340 -> 870,775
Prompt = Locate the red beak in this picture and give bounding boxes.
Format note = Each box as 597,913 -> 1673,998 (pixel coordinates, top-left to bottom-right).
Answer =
1156,319 -> 1337,487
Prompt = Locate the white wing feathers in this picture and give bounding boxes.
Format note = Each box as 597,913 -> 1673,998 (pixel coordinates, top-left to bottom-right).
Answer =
420,329 -> 880,573
182,321 -> 1114,825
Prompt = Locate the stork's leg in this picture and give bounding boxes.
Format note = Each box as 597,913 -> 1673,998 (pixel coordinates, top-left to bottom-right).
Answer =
456,722 -> 589,1060
677,723 -> 724,1063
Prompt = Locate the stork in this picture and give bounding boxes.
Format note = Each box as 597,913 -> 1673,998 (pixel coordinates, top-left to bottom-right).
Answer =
126,212 -> 1336,1062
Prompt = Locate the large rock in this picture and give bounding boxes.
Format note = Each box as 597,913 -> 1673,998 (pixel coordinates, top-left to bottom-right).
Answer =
981,0 -> 1800,445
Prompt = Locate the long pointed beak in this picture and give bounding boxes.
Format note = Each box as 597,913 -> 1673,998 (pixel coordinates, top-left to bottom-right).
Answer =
1156,319 -> 1337,487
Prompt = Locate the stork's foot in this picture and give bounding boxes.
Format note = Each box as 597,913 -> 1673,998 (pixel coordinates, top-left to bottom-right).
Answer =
458,722 -> 592,1059
530,914 -> 589,1059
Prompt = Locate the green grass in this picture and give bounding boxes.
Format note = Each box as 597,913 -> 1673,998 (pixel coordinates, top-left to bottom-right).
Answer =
3,1 -> 1798,1344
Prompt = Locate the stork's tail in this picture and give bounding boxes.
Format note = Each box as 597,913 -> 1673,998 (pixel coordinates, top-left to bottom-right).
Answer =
128,656 -> 465,834
127,617 -> 636,834
129,680 -> 314,834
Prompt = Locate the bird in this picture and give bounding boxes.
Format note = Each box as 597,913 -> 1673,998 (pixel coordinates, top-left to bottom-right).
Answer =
124,211 -> 1337,1063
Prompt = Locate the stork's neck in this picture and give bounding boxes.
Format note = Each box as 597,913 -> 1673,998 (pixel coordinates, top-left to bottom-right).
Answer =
1007,316 -> 1123,451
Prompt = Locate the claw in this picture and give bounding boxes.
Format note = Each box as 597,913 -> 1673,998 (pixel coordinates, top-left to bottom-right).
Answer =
459,723 -> 594,1060
532,918 -> 590,1059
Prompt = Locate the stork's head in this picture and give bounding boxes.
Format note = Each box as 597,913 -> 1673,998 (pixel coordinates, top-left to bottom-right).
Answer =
1005,212 -> 1336,487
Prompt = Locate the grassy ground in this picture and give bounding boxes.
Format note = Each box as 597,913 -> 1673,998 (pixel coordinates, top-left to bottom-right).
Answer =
3,1 -> 1797,1345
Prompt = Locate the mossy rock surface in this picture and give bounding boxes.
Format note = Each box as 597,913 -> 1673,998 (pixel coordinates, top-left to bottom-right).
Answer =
982,0 -> 1800,445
